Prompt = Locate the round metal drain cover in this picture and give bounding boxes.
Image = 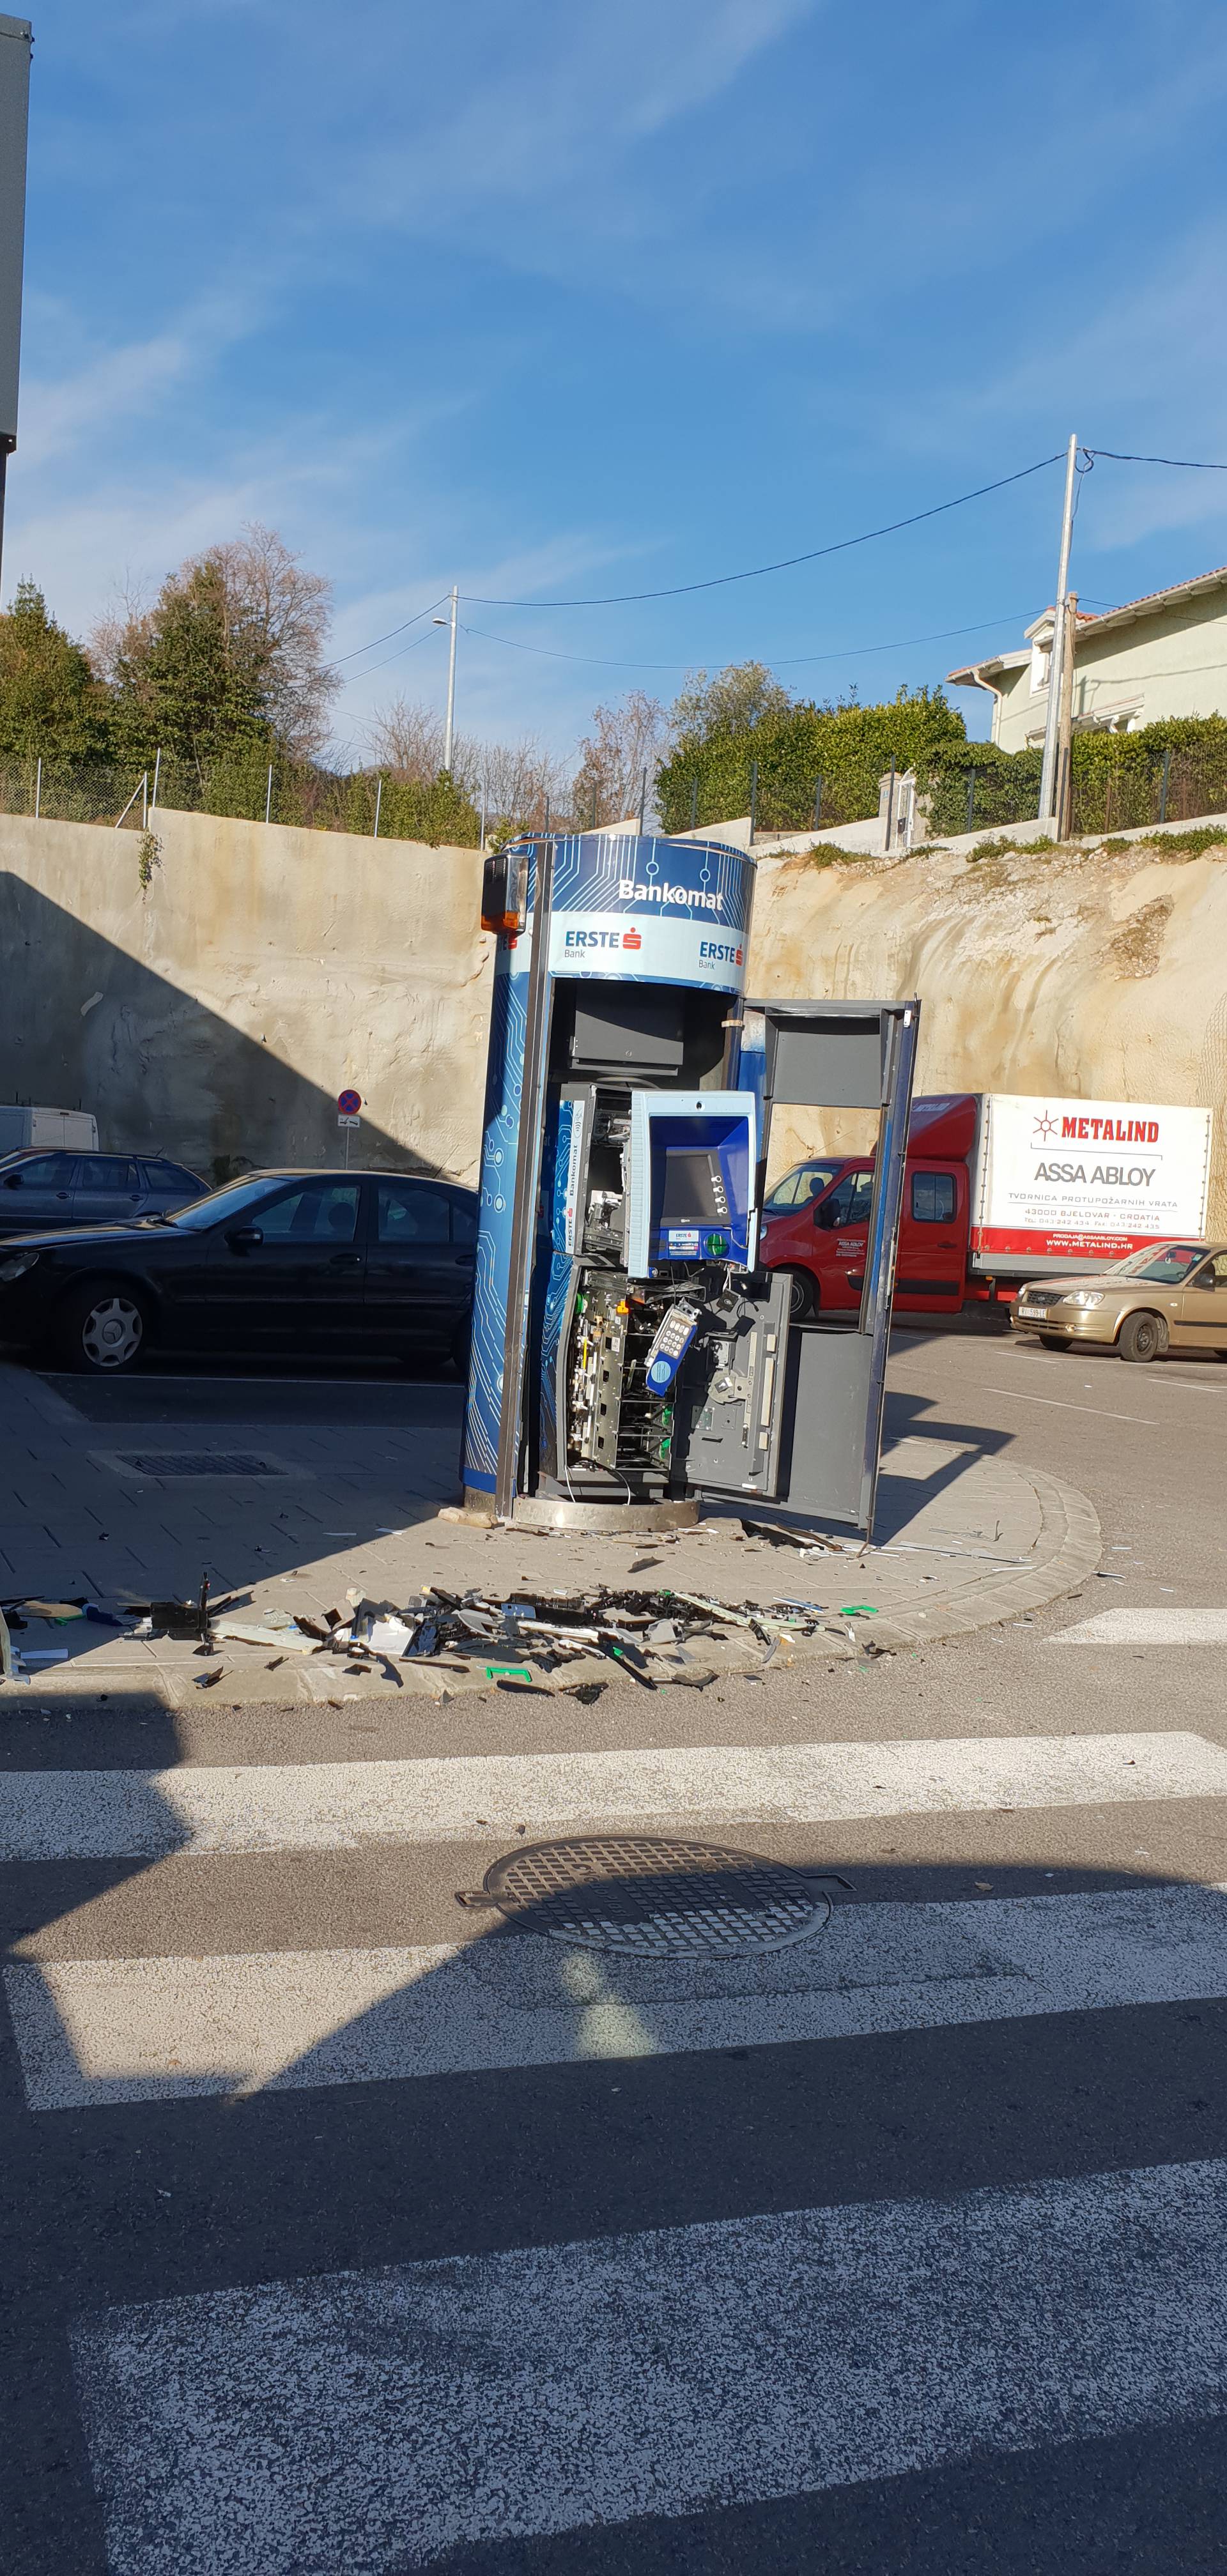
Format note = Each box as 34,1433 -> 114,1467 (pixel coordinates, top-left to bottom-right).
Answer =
464,1833 -> 831,1957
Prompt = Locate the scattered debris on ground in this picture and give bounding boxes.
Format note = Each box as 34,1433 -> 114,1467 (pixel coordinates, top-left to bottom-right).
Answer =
0,1562 -> 882,1689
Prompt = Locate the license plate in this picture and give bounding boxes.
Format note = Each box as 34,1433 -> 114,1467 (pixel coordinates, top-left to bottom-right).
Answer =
1017,1307 -> 1044,1320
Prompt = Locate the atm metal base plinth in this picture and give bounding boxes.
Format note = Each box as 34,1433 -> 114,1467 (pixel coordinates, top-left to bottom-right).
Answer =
461,1490 -> 699,1534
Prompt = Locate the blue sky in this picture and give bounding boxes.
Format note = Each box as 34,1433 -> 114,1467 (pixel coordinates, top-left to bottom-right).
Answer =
10,0 -> 1227,761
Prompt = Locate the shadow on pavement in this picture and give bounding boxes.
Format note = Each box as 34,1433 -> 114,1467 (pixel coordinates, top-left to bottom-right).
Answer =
4,1751 -> 1227,2572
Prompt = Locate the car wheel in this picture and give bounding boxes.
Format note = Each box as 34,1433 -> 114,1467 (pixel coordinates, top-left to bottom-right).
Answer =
785,1269 -> 817,1322
1117,1309 -> 1168,1364
1038,1333 -> 1070,1351
57,1281 -> 150,1374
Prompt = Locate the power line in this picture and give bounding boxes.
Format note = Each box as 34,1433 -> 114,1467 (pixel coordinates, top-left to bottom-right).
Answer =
1086,447 -> 1227,470
461,623 -> 677,670
325,594 -> 449,673
459,453 -> 1066,609
461,611 -> 1035,677
335,622 -> 442,690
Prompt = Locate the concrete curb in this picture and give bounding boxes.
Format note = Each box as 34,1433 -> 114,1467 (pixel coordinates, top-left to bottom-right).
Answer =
862,1466 -> 1102,1653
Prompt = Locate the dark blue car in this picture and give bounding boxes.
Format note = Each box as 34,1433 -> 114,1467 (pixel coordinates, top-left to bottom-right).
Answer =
0,1148 -> 206,1234
0,1167 -> 477,1373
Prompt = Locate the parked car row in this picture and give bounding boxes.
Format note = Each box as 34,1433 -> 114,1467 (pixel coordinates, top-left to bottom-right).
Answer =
1010,1241 -> 1227,1361
0,1148 -> 206,1230
0,1169 -> 477,1373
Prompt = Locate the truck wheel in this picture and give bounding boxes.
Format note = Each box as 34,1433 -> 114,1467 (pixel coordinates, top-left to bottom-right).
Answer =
55,1280 -> 150,1374
1117,1310 -> 1168,1364
785,1269 -> 817,1322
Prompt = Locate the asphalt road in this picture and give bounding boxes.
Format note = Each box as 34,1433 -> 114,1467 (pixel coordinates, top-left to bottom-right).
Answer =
4,1323 -> 1227,2574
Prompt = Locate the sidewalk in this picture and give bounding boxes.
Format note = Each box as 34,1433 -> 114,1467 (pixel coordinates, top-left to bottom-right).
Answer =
0,1363 -> 1100,1705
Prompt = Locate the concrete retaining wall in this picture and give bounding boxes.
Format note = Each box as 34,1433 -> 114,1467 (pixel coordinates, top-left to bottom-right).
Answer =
0,808 -> 491,1181
2,810 -> 1224,1222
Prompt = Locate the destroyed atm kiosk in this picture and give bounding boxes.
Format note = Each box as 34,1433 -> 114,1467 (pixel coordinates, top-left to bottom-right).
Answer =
462,831 -> 918,1539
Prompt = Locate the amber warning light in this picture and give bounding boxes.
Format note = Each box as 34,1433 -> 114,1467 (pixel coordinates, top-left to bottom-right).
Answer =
481,849 -> 527,934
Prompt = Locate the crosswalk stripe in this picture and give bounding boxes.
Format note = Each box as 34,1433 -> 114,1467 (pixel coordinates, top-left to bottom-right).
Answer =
4,1729 -> 1226,1860
14,1879 -> 1227,2108
1053,1607 -> 1227,1644
72,2156 -> 1227,2573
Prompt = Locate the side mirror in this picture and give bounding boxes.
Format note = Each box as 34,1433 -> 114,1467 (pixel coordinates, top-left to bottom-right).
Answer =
2,1174 -> 20,1188
226,1225 -> 264,1251
813,1201 -> 838,1231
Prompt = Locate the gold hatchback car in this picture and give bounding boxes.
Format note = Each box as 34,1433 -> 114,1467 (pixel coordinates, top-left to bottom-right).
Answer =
1012,1241 -> 1227,1363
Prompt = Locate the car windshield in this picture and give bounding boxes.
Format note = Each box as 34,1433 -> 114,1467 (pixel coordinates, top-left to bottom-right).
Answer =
162,1177 -> 286,1232
764,1161 -> 842,1211
1106,1243 -> 1207,1284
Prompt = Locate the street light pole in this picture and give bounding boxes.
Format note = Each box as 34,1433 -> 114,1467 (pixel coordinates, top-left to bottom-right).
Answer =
443,584 -> 458,772
1038,433 -> 1079,828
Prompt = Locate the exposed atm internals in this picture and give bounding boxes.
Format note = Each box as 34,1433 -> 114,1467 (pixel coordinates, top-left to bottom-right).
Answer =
540,1075 -> 764,1500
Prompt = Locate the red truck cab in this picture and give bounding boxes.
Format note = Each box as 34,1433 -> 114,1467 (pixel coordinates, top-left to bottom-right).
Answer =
760,1095 -> 978,1319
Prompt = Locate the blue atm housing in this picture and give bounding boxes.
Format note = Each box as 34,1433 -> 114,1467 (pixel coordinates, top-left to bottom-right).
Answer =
626,1090 -> 757,1276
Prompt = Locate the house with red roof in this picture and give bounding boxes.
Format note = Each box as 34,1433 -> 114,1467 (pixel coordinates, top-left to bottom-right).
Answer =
946,565 -> 1227,754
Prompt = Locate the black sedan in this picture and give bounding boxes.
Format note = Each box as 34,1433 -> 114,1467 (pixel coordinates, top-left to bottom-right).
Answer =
0,1147 -> 207,1232
0,1169 -> 477,1374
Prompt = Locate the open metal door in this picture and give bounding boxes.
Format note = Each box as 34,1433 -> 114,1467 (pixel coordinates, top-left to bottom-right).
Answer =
683,997 -> 919,1537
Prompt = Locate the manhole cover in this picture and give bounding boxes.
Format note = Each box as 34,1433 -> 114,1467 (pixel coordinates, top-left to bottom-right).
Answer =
114,1452 -> 287,1478
459,1834 -> 831,1956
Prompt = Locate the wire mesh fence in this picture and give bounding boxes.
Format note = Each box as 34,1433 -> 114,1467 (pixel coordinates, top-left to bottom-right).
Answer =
0,755 -> 484,846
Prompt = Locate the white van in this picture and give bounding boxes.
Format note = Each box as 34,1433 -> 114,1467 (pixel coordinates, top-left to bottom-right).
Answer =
0,1106 -> 100,1157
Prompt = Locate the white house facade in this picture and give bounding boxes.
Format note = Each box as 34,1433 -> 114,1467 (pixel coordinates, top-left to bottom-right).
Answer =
948,564 -> 1227,753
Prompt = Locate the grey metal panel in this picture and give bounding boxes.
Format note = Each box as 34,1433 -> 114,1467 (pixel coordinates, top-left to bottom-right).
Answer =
0,18 -> 31,446
768,1019 -> 884,1110
680,1271 -> 791,1500
854,1002 -> 920,1529
776,1328 -> 877,1525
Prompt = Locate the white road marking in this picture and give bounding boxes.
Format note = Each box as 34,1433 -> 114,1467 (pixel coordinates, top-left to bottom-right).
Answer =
72,2158 -> 1227,2573
3,1733 -> 1225,1859
15,1880 -> 1227,2108
1053,1608 -> 1227,1646
971,1384 -> 1157,1424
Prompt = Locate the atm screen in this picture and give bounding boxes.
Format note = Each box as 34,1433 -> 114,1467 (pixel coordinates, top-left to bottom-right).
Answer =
626,1089 -> 757,1275
658,1148 -> 729,1229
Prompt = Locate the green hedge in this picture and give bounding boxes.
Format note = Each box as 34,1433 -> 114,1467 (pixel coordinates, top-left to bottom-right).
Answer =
656,687 -> 968,836
920,714 -> 1227,839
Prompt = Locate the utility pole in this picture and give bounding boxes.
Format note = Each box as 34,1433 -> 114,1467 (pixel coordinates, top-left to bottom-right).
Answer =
0,18 -> 33,602
1038,433 -> 1079,827
1054,590 -> 1078,839
442,585 -> 458,773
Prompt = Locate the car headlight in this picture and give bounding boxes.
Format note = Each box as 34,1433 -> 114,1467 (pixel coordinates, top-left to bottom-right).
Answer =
0,1249 -> 38,1284
1068,1290 -> 1104,1308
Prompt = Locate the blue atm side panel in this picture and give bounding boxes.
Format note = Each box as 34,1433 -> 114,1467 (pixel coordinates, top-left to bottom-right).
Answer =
463,923 -> 532,1495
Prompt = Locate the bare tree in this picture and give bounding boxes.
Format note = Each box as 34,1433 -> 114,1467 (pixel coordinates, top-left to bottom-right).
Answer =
217,525 -> 337,758
93,523 -> 337,767
474,735 -> 570,834
571,688 -> 668,826
366,696 -> 571,836
364,696 -> 446,782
